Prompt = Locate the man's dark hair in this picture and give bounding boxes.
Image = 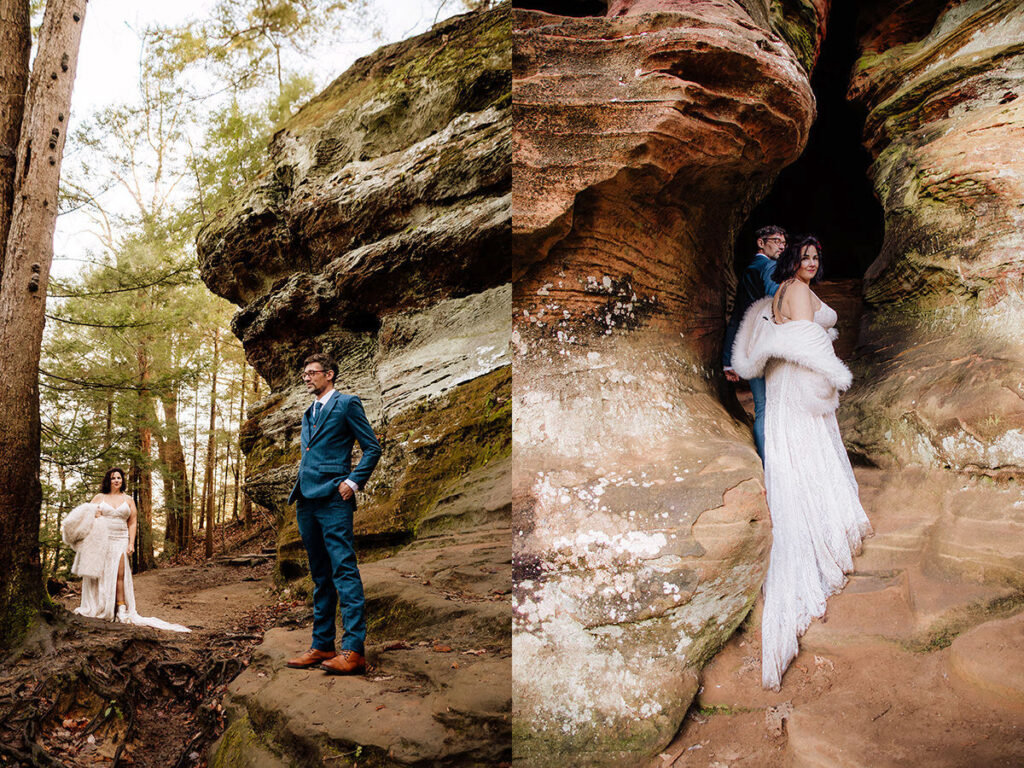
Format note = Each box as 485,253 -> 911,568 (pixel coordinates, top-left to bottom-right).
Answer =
101,467 -> 128,494
754,225 -> 787,245
303,352 -> 338,381
772,234 -> 824,284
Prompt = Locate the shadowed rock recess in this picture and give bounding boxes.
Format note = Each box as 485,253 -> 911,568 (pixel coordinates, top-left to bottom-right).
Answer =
511,1 -> 826,765
197,6 -> 511,766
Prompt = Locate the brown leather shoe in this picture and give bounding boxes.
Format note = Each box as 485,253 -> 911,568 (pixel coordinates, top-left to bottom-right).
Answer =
319,650 -> 366,675
286,648 -> 337,669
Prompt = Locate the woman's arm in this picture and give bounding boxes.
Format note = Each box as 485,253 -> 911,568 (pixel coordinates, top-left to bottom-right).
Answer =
126,499 -> 138,553
91,494 -> 102,516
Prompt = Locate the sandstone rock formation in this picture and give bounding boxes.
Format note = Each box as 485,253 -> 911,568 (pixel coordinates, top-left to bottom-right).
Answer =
197,6 -> 511,765
840,0 -> 1024,474
511,1 -> 827,764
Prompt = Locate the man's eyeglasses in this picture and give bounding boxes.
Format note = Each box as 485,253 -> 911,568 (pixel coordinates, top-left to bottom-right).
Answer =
765,237 -> 786,245
301,368 -> 326,380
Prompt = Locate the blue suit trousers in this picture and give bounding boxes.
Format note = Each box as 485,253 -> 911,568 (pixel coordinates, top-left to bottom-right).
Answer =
296,493 -> 366,655
750,375 -> 767,462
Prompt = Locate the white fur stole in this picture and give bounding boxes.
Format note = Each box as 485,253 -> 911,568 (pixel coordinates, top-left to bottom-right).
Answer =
730,297 -> 852,414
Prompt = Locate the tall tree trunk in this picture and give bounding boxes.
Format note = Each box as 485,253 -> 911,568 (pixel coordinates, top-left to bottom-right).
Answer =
133,342 -> 156,571
161,390 -> 189,557
189,380 -> 199,544
233,364 -> 245,522
55,462 -> 67,573
204,329 -> 219,559
156,416 -> 174,548
243,365 -> 255,527
0,0 -> 87,649
0,0 -> 30,279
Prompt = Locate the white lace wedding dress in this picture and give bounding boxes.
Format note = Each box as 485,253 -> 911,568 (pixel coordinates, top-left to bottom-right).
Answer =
74,501 -> 191,633
759,301 -> 871,689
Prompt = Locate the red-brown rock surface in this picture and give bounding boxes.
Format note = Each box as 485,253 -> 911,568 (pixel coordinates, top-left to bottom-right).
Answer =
512,1 -> 826,765
840,1 -> 1024,473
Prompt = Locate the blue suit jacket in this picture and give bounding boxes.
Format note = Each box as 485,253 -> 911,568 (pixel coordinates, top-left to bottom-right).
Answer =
723,253 -> 780,368
287,391 -> 382,505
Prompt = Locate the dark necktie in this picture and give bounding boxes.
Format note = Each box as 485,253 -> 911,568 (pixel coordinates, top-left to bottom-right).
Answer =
312,401 -> 323,423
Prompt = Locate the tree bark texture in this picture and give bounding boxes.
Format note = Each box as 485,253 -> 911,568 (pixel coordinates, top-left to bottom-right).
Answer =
0,0 -> 87,648
161,391 -> 190,557
0,0 -> 30,278
133,343 -> 156,570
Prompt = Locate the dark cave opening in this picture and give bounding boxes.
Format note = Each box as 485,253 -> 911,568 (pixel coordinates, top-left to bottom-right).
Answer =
734,2 -> 884,283
513,0 -> 608,16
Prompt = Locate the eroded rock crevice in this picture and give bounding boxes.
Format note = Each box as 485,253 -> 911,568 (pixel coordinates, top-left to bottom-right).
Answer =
736,0 -> 883,282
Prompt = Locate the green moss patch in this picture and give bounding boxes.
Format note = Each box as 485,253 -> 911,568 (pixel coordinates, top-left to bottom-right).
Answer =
902,589 -> 1024,653
356,366 -> 511,537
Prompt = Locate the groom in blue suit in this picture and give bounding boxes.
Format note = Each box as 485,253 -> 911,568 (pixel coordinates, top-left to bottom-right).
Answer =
722,225 -> 787,461
285,352 -> 382,675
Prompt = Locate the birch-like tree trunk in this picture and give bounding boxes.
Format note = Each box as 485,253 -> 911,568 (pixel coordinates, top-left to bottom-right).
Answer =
0,0 -> 87,649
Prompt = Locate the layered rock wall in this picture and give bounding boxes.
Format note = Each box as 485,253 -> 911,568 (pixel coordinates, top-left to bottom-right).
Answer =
199,4 -> 512,561
511,1 -> 826,764
841,0 -> 1024,475
198,6 -> 512,765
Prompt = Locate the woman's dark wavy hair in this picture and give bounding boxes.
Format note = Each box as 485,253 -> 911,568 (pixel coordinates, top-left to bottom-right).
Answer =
101,467 -> 128,494
772,234 -> 824,284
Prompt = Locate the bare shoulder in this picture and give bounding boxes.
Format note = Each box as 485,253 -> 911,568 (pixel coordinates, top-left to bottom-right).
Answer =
90,493 -> 102,504
786,279 -> 812,296
780,280 -> 814,321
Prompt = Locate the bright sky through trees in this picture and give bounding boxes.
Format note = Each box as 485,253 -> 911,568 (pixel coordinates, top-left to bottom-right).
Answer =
54,0 -> 463,277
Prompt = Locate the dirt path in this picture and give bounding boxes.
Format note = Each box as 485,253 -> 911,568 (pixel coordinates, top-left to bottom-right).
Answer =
648,467 -> 1024,768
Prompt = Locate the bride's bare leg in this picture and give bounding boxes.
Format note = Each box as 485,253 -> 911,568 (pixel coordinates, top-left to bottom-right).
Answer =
115,554 -> 126,604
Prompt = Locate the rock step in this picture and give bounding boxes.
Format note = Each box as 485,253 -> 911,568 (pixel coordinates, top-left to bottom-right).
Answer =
214,553 -> 276,567
212,525 -> 511,766
948,611 -> 1024,709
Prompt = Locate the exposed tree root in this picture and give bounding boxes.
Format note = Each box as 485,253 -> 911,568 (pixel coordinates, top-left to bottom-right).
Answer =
0,598 -> 298,768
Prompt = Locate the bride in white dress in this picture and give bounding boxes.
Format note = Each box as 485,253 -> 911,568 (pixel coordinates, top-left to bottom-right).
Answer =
68,467 -> 190,633
731,235 -> 871,690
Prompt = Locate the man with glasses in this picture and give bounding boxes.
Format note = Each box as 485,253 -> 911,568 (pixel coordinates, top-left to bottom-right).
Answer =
722,225 -> 787,461
285,352 -> 382,675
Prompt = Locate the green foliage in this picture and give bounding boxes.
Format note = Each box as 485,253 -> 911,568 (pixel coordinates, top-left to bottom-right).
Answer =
144,0 -> 370,98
